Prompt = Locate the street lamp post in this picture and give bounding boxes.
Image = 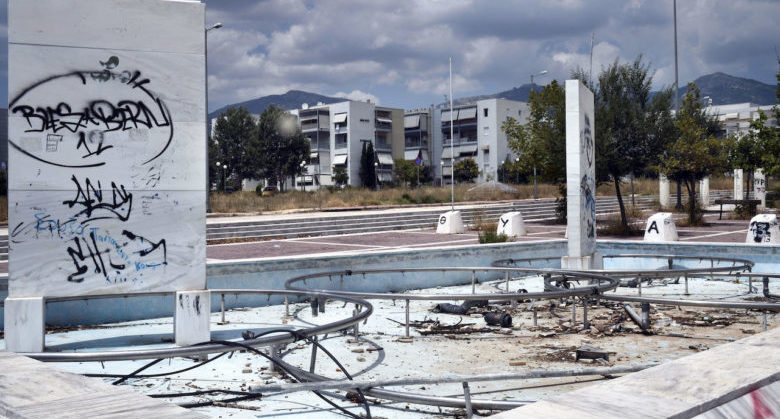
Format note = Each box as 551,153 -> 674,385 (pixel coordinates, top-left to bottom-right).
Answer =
300,161 -> 307,192
215,161 -> 220,191
316,153 -> 322,211
449,57 -> 455,211
529,70 -> 547,200
221,163 -> 228,192
515,157 -> 520,185
374,161 -> 380,191
205,22 -> 222,213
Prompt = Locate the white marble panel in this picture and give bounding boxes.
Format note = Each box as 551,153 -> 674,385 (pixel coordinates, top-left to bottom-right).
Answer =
4,297 -> 45,352
8,189 -> 205,298
8,0 -> 206,301
175,290 -> 211,346
565,80 -> 596,258
9,0 -> 205,55
9,121 -> 206,191
9,44 -> 205,124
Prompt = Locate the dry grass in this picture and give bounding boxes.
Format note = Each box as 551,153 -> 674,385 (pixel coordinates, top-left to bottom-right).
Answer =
210,184 -> 549,214
207,176 -> 739,214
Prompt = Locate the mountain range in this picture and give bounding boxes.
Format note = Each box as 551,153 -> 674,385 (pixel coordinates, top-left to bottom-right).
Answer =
209,72 -> 777,119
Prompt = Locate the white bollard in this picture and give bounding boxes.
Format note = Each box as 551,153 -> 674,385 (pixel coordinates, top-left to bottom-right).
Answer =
497,211 -> 526,238
4,297 -> 46,352
659,174 -> 670,209
746,214 -> 779,244
644,212 -> 679,242
174,290 -> 211,346
733,169 -> 743,200
436,210 -> 465,234
699,176 -> 710,207
754,169 -> 767,209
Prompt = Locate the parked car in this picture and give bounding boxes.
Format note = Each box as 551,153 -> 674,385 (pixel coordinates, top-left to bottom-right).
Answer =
262,185 -> 279,197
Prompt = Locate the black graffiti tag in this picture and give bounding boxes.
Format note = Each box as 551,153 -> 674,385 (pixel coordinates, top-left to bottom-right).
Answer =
8,57 -> 174,168
62,176 -> 133,222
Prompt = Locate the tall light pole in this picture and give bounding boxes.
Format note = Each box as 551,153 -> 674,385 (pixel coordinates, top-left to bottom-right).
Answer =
374,161 -> 380,191
315,152 -> 322,211
205,22 -> 222,212
673,0 -> 683,210
449,57 -> 455,211
300,160 -> 307,192
530,70 -> 547,200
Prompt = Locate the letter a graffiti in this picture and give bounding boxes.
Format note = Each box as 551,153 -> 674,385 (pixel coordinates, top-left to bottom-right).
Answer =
647,221 -> 659,234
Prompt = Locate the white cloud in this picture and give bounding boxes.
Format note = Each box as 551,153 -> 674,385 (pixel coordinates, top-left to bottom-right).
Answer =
332,90 -> 381,104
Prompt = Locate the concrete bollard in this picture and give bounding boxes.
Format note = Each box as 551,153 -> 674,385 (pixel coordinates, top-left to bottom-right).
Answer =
644,212 -> 678,242
436,210 -> 465,234
497,211 -> 526,238
746,214 -> 779,244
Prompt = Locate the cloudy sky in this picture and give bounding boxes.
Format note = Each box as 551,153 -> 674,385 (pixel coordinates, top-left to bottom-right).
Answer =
1,0 -> 778,111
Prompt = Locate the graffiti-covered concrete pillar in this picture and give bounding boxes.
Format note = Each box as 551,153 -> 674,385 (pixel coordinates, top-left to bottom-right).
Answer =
561,80 -> 602,270
754,169 -> 766,209
6,0 -> 207,350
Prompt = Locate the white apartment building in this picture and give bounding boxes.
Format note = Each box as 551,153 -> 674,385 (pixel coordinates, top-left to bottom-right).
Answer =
704,102 -> 778,138
290,101 -> 404,189
429,98 -> 529,184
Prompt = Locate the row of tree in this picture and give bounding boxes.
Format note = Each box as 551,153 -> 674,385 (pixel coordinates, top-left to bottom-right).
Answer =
210,105 -> 309,191
503,56 -> 780,229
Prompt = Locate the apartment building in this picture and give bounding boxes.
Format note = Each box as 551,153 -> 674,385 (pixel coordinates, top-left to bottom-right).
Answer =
704,102 -> 778,138
403,108 -> 433,171
430,98 -> 529,184
290,101 -> 404,189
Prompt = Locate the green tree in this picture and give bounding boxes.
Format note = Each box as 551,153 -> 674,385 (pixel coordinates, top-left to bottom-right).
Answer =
211,106 -> 259,189
454,158 -> 479,182
333,166 -> 349,188
256,105 -> 309,191
584,57 -> 675,234
393,158 -> 431,187
659,84 -> 728,224
502,80 -> 566,185
359,141 -> 377,189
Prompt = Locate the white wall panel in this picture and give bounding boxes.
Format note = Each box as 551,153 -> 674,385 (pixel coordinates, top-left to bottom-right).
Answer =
8,0 -> 206,298
9,190 -> 205,297
9,0 -> 204,55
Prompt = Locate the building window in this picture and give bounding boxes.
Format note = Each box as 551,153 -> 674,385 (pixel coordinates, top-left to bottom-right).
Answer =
335,133 -> 347,149
483,108 -> 488,117
483,126 -> 489,136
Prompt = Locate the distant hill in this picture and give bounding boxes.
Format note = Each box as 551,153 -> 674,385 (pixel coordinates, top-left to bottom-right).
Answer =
208,90 -> 343,120
678,72 -> 776,106
449,83 -> 539,106
210,73 -> 776,120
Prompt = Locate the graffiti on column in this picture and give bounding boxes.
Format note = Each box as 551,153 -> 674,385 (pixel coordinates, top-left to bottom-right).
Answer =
580,114 -> 595,239
10,57 -> 172,285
